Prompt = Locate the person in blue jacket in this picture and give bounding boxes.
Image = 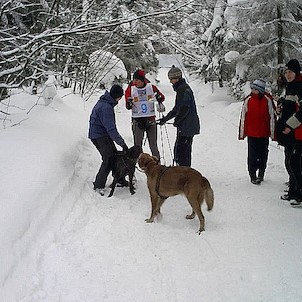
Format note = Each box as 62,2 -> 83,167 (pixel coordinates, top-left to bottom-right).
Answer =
89,84 -> 128,195
159,66 -> 200,167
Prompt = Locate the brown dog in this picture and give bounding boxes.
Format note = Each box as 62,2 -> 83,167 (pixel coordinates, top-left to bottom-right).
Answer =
138,153 -> 214,234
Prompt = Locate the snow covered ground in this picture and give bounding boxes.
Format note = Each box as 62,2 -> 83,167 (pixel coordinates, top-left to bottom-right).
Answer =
1,68 -> 302,302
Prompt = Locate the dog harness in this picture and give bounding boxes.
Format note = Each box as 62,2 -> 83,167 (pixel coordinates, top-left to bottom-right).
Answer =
155,166 -> 170,199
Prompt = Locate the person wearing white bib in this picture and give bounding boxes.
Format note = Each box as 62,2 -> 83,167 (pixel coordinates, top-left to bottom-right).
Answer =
125,69 -> 165,160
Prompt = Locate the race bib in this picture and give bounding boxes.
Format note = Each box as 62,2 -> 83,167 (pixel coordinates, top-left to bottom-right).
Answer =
132,100 -> 155,118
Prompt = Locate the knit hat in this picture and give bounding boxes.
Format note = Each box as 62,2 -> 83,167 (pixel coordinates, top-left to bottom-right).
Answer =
286,59 -> 301,75
250,78 -> 266,94
133,69 -> 145,82
110,84 -> 124,99
168,65 -> 182,80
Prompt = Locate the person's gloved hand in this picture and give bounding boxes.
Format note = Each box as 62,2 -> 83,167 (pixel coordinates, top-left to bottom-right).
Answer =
122,144 -> 129,154
158,116 -> 167,125
155,93 -> 163,103
156,103 -> 165,113
126,98 -> 133,110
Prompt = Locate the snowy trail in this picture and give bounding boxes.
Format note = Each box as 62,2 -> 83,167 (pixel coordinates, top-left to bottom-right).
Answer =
7,137 -> 214,302
2,71 -> 302,301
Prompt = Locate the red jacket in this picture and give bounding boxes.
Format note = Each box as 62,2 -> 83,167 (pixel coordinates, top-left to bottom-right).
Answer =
239,92 -> 276,140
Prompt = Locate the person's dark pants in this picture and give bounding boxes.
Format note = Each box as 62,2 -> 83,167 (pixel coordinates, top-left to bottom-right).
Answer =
247,137 -> 269,179
174,134 -> 194,167
91,136 -> 117,189
285,141 -> 302,198
284,142 -> 295,193
132,119 -> 160,159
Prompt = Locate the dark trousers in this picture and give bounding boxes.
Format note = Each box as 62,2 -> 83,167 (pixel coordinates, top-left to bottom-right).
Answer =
132,119 -> 160,159
91,136 -> 117,189
247,137 -> 269,179
174,134 -> 194,167
284,141 -> 302,197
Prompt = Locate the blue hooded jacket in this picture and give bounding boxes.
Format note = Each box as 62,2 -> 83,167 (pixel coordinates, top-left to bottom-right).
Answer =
88,91 -> 126,147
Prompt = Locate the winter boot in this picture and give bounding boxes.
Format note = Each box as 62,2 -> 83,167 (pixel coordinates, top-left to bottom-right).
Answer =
251,178 -> 261,185
281,186 -> 300,201
94,188 -> 105,196
257,169 -> 265,182
290,189 -> 302,206
290,199 -> 302,206
250,172 -> 260,185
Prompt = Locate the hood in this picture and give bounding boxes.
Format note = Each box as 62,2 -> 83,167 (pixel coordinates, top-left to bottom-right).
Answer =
100,90 -> 118,107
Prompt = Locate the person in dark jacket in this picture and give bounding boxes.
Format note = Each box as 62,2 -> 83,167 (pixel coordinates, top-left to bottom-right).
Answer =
159,66 -> 200,167
238,79 -> 276,184
89,84 -> 128,195
276,59 -> 302,205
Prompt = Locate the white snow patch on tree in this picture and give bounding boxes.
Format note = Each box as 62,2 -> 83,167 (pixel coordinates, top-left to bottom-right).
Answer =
235,61 -> 249,80
88,50 -> 127,88
158,54 -> 184,68
224,51 -> 240,62
42,75 -> 58,105
201,0 -> 226,44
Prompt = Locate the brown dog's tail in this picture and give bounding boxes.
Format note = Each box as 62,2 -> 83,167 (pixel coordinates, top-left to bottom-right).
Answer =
203,177 -> 214,211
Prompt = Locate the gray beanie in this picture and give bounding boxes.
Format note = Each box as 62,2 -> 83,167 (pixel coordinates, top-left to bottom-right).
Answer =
168,65 -> 182,80
250,78 -> 266,94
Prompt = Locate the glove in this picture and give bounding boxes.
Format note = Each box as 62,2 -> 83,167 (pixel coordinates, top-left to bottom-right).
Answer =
155,93 -> 163,102
156,103 -> 165,113
122,144 -> 129,154
277,97 -> 285,105
126,98 -> 133,110
158,116 -> 167,125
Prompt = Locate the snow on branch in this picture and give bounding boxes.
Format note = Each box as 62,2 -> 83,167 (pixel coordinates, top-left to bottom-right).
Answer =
201,0 -> 226,45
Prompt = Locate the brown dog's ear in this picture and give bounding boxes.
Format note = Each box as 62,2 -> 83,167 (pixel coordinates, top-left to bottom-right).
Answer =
138,153 -> 147,170
138,153 -> 158,169
138,153 -> 160,170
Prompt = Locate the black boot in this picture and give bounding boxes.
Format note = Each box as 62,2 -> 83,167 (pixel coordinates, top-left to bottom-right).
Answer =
257,169 -> 265,182
281,186 -> 300,200
290,190 -> 302,206
290,199 -> 302,206
251,177 -> 261,185
250,173 -> 261,185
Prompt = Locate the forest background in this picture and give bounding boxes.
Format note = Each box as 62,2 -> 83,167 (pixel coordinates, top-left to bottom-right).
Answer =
1,0 -> 302,104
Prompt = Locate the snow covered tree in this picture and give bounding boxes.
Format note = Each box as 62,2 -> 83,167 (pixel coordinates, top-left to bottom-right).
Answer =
0,0 -> 195,98
222,0 -> 302,98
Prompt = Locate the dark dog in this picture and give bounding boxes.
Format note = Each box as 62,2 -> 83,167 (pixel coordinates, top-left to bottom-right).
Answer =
138,153 -> 214,233
108,145 -> 142,197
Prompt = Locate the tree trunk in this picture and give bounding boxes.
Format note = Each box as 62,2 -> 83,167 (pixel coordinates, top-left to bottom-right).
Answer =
277,4 -> 284,94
